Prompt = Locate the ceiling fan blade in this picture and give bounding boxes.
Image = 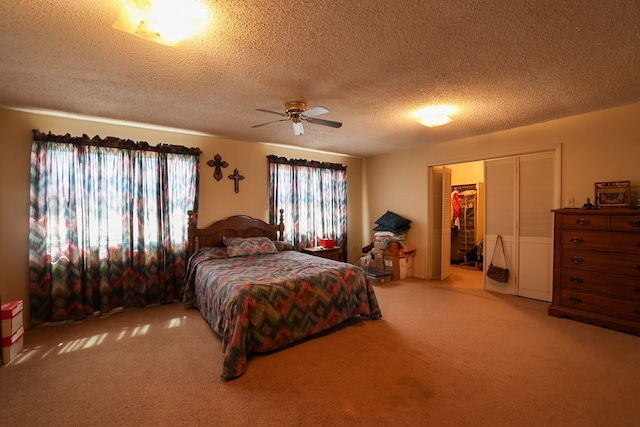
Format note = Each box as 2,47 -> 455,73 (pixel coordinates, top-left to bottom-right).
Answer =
302,106 -> 329,117
306,117 -> 343,128
256,108 -> 288,117
252,119 -> 289,128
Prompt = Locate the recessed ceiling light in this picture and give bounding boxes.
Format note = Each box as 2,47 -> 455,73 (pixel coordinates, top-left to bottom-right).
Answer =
113,0 -> 209,46
413,105 -> 457,127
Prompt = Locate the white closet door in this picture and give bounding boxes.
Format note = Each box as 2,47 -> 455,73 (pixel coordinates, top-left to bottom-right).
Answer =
484,153 -> 555,301
517,152 -> 554,301
484,158 -> 517,294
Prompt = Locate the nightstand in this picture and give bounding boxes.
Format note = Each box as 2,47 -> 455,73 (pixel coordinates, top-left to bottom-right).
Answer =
301,246 -> 341,261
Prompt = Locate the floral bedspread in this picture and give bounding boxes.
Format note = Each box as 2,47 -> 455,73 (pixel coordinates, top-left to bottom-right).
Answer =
182,248 -> 381,380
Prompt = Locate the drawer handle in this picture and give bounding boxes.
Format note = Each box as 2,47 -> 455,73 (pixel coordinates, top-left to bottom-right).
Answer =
569,296 -> 583,304
570,276 -> 583,284
634,308 -> 640,316
629,220 -> 640,228
634,287 -> 640,293
570,257 -> 584,264
570,237 -> 584,244
576,218 -> 591,226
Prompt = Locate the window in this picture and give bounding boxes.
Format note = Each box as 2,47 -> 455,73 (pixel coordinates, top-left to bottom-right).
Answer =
28,131 -> 200,323
267,155 -> 347,258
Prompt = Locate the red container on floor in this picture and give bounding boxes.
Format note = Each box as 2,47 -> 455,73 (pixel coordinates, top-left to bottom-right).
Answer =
2,300 -> 25,364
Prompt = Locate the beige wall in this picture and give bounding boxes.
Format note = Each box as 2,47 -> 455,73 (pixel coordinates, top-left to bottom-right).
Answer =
364,102 -> 640,279
3,102 -> 640,325
0,108 -> 363,325
448,161 -> 484,186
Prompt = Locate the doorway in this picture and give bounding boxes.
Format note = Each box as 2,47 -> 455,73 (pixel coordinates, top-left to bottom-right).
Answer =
428,161 -> 485,281
427,146 -> 561,302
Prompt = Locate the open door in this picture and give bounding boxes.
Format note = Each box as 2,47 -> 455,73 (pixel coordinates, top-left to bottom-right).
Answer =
441,167 -> 452,280
427,166 -> 451,280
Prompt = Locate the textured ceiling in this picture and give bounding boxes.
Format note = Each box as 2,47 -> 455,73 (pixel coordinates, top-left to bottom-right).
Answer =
1,1 -> 639,157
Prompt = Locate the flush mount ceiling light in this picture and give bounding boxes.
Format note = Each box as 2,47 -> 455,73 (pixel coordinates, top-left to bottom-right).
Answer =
413,105 -> 457,127
113,0 -> 209,46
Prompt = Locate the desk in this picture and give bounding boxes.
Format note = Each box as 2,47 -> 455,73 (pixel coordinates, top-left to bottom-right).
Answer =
301,246 -> 341,261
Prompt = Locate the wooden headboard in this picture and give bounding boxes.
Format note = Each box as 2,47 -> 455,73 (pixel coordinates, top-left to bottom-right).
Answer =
187,209 -> 285,256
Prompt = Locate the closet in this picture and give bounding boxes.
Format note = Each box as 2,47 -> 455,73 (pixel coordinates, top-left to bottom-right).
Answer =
483,152 -> 556,301
451,183 -> 484,265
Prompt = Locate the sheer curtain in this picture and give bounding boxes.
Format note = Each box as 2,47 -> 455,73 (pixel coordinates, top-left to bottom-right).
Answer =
267,155 -> 348,259
28,131 -> 200,324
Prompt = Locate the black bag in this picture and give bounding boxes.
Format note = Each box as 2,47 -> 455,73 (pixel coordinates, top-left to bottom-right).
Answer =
487,235 -> 509,282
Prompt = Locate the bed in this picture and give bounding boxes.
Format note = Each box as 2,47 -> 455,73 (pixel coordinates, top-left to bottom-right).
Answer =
182,210 -> 382,380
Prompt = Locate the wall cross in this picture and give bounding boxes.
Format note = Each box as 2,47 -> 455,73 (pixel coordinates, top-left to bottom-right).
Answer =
207,153 -> 228,181
228,168 -> 245,193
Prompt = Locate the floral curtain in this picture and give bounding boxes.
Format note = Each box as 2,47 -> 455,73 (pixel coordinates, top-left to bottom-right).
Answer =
29,130 -> 200,324
267,155 -> 348,260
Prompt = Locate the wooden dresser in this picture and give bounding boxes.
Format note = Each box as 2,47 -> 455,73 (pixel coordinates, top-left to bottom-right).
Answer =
549,208 -> 640,335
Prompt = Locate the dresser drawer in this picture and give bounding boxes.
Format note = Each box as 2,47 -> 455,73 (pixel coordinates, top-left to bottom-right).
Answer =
561,214 -> 607,231
611,215 -> 640,232
560,268 -> 640,300
560,289 -> 640,323
561,231 -> 640,254
560,249 -> 640,278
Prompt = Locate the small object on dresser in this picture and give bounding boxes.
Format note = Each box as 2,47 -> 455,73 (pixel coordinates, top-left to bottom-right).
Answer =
594,181 -> 630,208
319,238 -> 334,249
581,197 -> 595,209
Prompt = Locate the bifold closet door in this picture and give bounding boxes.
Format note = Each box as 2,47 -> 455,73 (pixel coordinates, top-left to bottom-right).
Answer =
484,153 -> 554,301
427,166 -> 451,280
517,152 -> 554,301
484,158 -> 517,294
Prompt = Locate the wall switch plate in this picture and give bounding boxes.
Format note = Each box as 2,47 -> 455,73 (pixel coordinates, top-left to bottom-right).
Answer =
565,197 -> 574,208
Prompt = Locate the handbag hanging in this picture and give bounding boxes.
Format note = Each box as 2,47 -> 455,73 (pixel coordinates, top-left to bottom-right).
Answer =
487,235 -> 509,282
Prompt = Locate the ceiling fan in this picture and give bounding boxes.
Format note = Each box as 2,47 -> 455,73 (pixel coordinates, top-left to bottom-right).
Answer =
252,101 -> 342,135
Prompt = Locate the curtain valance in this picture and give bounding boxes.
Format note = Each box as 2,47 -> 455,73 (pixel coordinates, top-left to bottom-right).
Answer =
267,154 -> 346,171
32,129 -> 202,156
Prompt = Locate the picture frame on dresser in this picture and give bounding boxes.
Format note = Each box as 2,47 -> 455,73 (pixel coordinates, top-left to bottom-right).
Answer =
594,181 -> 631,208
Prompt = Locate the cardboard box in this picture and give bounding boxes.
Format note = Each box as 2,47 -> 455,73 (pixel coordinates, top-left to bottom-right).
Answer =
373,241 -> 400,256
399,257 -> 413,279
371,253 -> 384,271
366,268 -> 393,285
2,300 -> 24,338
370,256 -> 413,280
2,324 -> 24,364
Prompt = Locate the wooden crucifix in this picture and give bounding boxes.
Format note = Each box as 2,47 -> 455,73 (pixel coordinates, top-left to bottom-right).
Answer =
228,168 -> 245,193
206,153 -> 228,181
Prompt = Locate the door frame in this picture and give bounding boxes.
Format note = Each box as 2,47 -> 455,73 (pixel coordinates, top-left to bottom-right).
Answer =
425,144 -> 562,282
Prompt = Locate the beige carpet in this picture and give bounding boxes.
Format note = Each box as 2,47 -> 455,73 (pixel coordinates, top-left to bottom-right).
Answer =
1,270 -> 639,426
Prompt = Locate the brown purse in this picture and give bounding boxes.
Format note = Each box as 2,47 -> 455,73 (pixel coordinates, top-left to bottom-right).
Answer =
487,235 -> 509,282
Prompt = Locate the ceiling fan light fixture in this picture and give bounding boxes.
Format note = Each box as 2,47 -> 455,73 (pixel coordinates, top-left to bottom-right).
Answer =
113,0 -> 209,46
252,101 -> 342,134
413,105 -> 457,128
292,121 -> 305,136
